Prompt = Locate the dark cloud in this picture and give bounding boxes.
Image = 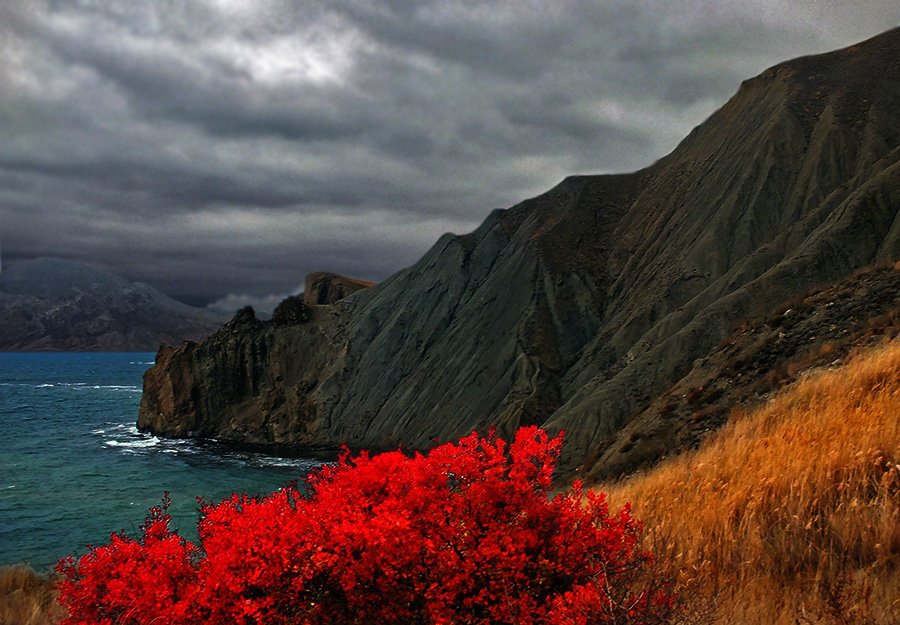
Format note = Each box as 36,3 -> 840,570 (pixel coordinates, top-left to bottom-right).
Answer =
2,0 -> 898,309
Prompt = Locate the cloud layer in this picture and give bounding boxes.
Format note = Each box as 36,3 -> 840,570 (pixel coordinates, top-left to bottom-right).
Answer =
2,0 -> 897,308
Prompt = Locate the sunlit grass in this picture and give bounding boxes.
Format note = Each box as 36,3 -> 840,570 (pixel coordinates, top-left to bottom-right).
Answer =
603,338 -> 900,624
0,565 -> 63,625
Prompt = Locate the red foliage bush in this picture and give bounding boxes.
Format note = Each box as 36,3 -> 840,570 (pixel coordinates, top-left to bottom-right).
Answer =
57,427 -> 677,624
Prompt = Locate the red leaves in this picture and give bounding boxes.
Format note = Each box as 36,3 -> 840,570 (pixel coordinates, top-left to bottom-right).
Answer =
57,427 -> 677,624
56,495 -> 199,625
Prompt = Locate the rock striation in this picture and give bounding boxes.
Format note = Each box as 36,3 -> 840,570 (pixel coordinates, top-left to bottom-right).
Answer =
139,29 -> 900,476
0,258 -> 223,351
583,260 -> 900,480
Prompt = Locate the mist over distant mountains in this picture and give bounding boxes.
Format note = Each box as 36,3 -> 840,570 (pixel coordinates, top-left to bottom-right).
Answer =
0,258 -> 224,351
138,28 -> 900,477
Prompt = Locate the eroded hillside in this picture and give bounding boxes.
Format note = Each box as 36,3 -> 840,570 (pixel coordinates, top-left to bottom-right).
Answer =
139,28 -> 900,476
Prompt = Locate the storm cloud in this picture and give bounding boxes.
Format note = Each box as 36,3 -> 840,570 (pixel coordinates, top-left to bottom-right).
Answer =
2,0 -> 898,311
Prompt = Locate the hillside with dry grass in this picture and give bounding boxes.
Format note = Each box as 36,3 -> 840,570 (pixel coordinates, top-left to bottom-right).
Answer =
603,337 -> 900,625
0,565 -> 63,625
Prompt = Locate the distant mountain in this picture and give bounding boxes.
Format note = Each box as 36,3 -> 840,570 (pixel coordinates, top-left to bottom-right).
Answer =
0,258 -> 224,351
138,28 -> 900,477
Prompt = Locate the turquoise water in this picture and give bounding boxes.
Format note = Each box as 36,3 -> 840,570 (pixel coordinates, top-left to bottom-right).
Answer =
0,352 -> 327,572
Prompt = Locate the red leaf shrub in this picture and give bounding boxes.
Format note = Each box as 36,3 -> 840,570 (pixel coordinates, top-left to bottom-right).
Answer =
57,427 -> 677,624
56,494 -> 198,625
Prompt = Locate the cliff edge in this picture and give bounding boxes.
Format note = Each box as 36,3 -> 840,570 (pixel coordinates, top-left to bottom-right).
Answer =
139,28 -> 900,476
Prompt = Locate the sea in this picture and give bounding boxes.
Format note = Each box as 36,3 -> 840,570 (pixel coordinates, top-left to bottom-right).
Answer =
0,352 -> 329,572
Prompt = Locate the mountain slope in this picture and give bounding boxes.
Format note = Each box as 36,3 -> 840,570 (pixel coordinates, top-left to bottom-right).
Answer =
0,258 -> 223,351
603,335 -> 900,624
138,28 -> 900,475
586,260 -> 900,479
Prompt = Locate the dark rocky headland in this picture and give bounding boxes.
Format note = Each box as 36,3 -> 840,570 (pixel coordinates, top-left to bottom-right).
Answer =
138,28 -> 900,478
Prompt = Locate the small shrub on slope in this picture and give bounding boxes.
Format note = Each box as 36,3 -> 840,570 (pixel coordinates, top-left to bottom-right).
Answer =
57,427 -> 677,624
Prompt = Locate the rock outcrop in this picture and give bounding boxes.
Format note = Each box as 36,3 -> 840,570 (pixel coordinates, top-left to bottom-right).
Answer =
138,28 -> 900,476
303,272 -> 374,306
0,258 -> 223,351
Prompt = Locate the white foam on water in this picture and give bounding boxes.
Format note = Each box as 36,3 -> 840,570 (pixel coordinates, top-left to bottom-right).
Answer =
13,382 -> 139,391
107,424 -> 140,435
104,437 -> 160,449
0,382 -> 60,389
74,385 -> 141,392
97,422 -> 161,450
265,459 -> 318,469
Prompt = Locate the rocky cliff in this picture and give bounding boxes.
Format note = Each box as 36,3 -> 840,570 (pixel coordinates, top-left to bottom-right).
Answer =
303,273 -> 375,306
139,28 -> 900,476
0,258 -> 223,351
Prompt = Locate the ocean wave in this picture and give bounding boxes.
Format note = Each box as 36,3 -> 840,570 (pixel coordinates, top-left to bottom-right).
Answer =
104,437 -> 160,449
34,382 -> 88,388
92,422 -> 324,473
4,381 -> 140,392
111,424 -> 140,435
213,450 -> 324,471
96,422 -> 160,450
264,459 -> 321,469
74,384 -> 141,392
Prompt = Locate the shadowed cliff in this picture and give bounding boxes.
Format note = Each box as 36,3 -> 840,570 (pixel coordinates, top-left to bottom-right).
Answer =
139,28 -> 900,476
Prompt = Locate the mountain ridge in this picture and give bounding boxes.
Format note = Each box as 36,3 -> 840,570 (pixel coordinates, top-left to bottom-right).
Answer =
0,258 -> 224,351
138,27 -> 900,476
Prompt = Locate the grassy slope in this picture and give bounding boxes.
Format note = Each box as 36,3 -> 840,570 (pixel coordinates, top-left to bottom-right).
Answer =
0,565 -> 63,625
602,338 -> 900,624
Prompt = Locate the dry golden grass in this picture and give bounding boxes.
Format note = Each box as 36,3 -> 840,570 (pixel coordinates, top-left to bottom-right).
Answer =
0,565 -> 64,625
602,339 -> 900,624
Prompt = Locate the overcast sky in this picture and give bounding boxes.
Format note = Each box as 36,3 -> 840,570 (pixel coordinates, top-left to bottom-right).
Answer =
2,1 -> 898,313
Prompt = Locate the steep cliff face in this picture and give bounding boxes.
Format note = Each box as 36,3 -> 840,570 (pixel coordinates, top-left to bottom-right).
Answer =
139,29 -> 900,475
138,305 -> 336,446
